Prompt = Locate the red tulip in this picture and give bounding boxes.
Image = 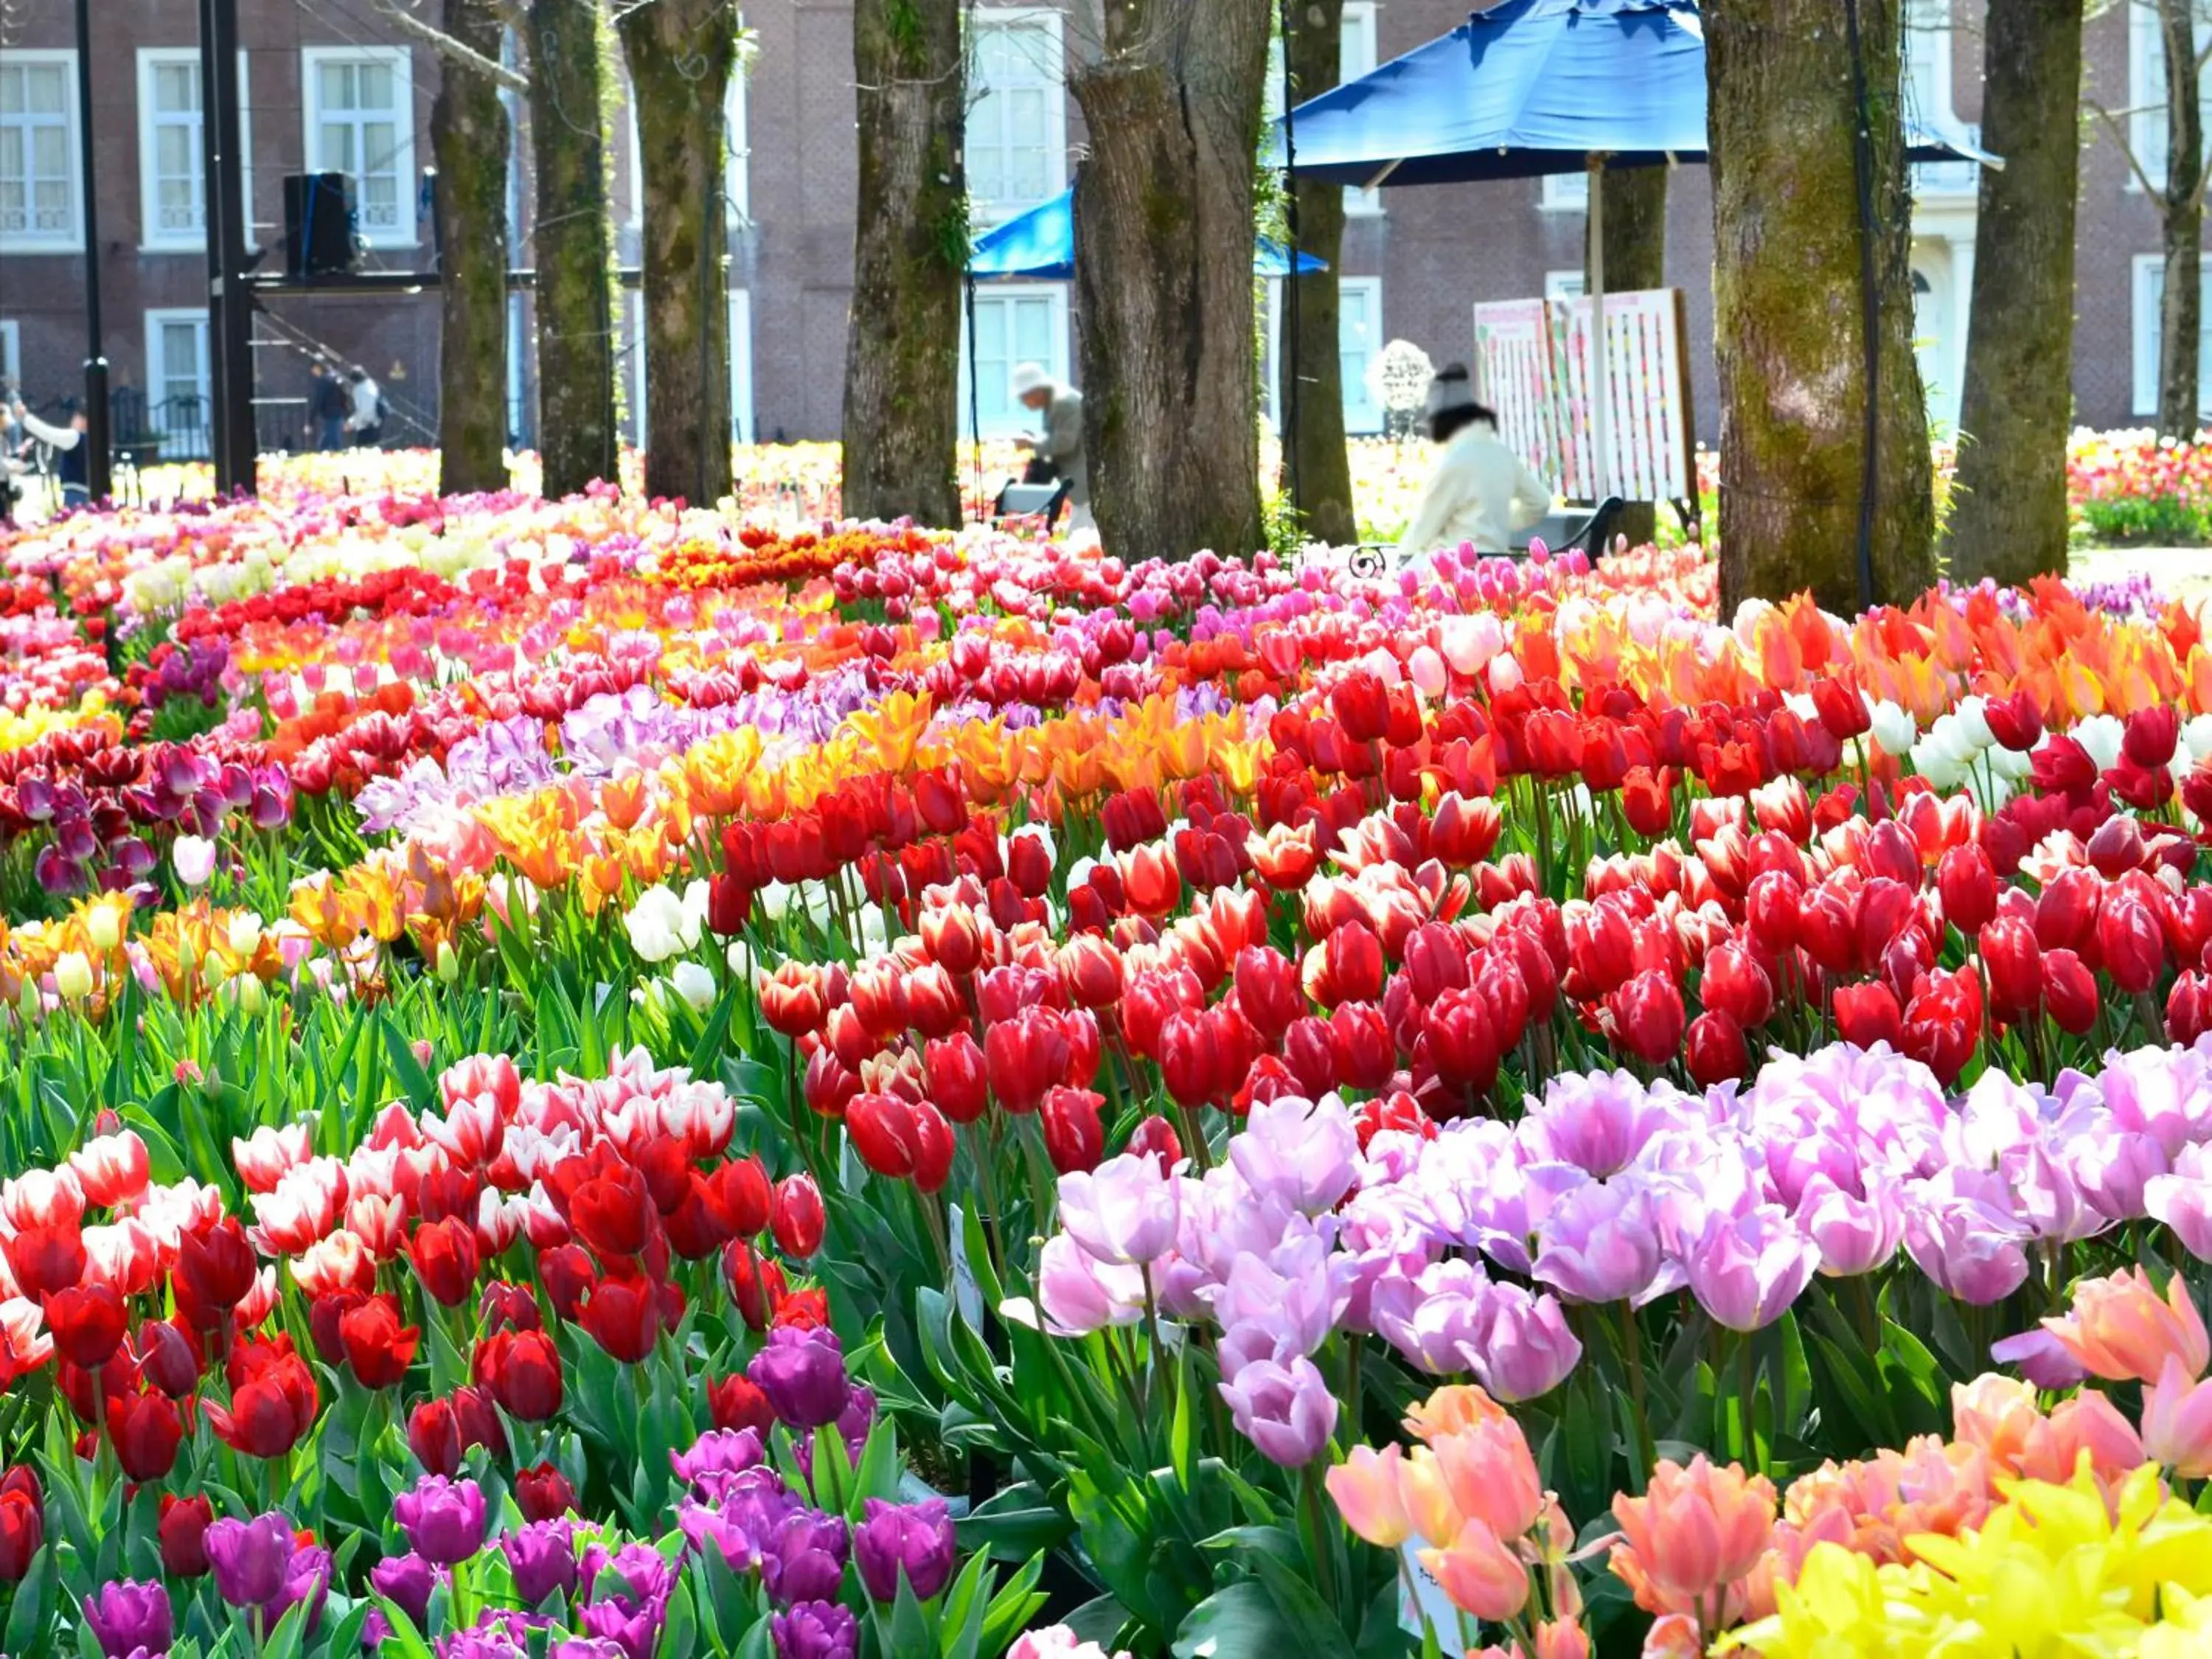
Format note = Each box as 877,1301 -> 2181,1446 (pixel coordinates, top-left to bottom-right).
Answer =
204,1365 -> 316,1460
1832,981 -> 1904,1051
538,1244 -> 597,1321
577,1278 -> 661,1363
2171,972 -> 2212,1046
708,1373 -> 776,1436
1430,793 -> 1503,866
2125,705 -> 2181,769
1041,1085 -> 1105,1175
723,1241 -> 787,1332
2042,948 -> 2100,1035
911,1102 -> 955,1195
703,1156 -> 772,1238
1684,1010 -> 1749,1088
339,1295 -> 420,1390
1900,968 -> 1983,1085
159,1494 -> 212,1577
480,1281 -> 542,1335
1809,674 -> 1872,740
108,1386 -> 184,1481
1621,767 -> 1674,838
773,1286 -> 830,1329
1935,844 -> 1999,936
1425,987 -> 1500,1094
2097,894 -> 2166,995
1329,1001 -> 1397,1091
1981,690 -> 2042,752
7,1222 -> 84,1302
1317,921 -> 1386,1008
1745,870 -> 1803,954
985,1008 -> 1071,1115
2034,867 -> 2101,957
135,1318 -> 201,1399
919,904 -> 984,977
1607,970 -> 1686,1065
848,1092 -> 922,1180
515,1463 -> 576,1523
1523,709 -> 1582,779
759,962 -> 828,1038
924,1032 -> 989,1125
1329,669 -> 1391,745
43,1283 -> 125,1371
1124,1114 -> 1183,1175
1980,915 -> 2044,1018
1006,831 -> 1053,899
409,1216 -> 481,1308
409,1396 -> 465,1478
175,1218 -> 255,1326
771,1173 -> 826,1259
478,1329 -> 563,1420
1700,940 -> 1775,1030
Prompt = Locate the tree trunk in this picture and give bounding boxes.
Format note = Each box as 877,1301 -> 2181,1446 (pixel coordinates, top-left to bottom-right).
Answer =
1281,0 -> 1357,547
2158,0 -> 2205,440
1587,164 -> 1667,293
1707,0 -> 1935,614
841,0 -> 964,526
431,0 -> 510,493
621,0 -> 738,507
1944,0 -> 2082,583
1072,0 -> 1273,563
526,0 -> 618,498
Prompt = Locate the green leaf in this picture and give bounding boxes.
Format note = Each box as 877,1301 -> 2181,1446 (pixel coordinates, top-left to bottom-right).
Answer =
1171,1579 -> 1338,1659
3,1547 -> 52,1659
657,1573 -> 698,1659
260,1597 -> 310,1659
889,1573 -> 935,1659
379,1014 -> 439,1113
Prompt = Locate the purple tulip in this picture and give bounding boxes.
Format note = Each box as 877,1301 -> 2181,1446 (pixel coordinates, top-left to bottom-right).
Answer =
552,1643 -> 633,1659
1683,1204 -> 1818,1332
1532,1177 -> 1667,1305
671,1428 -> 766,1492
1521,1069 -> 1671,1178
583,1541 -> 677,1610
762,1509 -> 849,1607
681,1498 -> 768,1572
1902,1167 -> 2031,1304
369,1551 -> 438,1630
269,1544 -> 332,1638
836,1384 -> 877,1450
81,1580 -> 173,1659
395,1475 -> 489,1567
1470,1282 -> 1581,1402
577,1595 -> 666,1659
501,1520 -> 579,1606
772,1599 -> 860,1659
1368,1259 -> 1489,1374
853,1498 -> 958,1601
1218,1354 -> 1338,1467
1227,1094 -> 1358,1217
1057,1153 -> 1183,1265
206,1512 -> 295,1608
2146,1146 -> 2212,1262
2064,1124 -> 2167,1224
1795,1174 -> 1904,1277
1990,1326 -> 2090,1390
748,1326 -> 852,1430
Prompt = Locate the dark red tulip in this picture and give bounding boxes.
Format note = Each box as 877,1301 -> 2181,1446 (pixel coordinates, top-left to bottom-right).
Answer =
478,1329 -> 563,1420
577,1278 -> 661,1363
515,1463 -> 576,1523
409,1216 -> 481,1307
6,1222 -> 85,1302
1607,970 -> 1686,1065
108,1387 -> 184,1481
2042,948 -> 2100,1035
770,1173 -> 825,1259
708,1373 -> 776,1436
538,1245 -> 597,1322
159,1494 -> 212,1577
175,1218 -> 255,1322
1684,1010 -> 1749,1088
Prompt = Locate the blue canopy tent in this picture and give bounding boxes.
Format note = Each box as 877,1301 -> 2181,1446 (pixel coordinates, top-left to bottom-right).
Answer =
961,189 -> 1325,519
1267,0 -> 1997,575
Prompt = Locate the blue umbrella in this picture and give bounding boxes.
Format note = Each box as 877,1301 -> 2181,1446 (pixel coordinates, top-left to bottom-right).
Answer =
968,189 -> 1327,279
1270,0 -> 1997,189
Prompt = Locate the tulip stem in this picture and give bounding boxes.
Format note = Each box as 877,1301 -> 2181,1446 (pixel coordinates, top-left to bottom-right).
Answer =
1617,1302 -> 1655,1489
1298,1458 -> 1338,1611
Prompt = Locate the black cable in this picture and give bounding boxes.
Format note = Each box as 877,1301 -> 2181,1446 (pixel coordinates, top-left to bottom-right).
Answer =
1843,0 -> 1879,612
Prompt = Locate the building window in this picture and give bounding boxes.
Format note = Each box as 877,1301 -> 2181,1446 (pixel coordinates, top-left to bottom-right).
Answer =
302,47 -> 414,243
1540,170 -> 1588,212
1545,270 -> 1585,301
145,308 -> 212,459
0,51 -> 80,251
136,50 -> 251,251
2128,1 -> 2212,192
2132,252 -> 2212,416
0,319 -> 19,387
1259,275 -> 1386,435
961,282 -> 1068,436
969,10 -> 1065,225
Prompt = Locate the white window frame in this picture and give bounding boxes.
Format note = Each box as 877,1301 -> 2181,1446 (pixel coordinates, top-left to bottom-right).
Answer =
729,289 -> 754,443
134,50 -> 253,254
1259,275 -> 1385,435
2131,251 -> 2212,417
144,307 -> 212,456
0,319 -> 19,387
1902,0 -> 1952,133
299,45 -> 416,248
0,49 -> 83,253
2128,1 -> 2212,194
967,7 -> 1067,226
1540,170 -> 1588,212
959,280 -> 1070,437
1340,2 -> 1382,216
1545,269 -> 1585,302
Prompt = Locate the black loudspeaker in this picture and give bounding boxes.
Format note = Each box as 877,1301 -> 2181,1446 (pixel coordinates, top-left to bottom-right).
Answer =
282,173 -> 357,278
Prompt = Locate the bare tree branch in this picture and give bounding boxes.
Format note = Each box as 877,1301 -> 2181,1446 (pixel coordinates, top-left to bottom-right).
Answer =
2089,97 -> 2178,206
366,0 -> 531,89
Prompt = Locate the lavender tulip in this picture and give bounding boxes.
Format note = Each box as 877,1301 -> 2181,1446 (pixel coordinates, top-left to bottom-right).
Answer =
1227,1093 -> 1358,1217
1470,1282 -> 1581,1402
1521,1069 -> 1672,1178
772,1599 -> 860,1659
1034,1233 -> 1145,1335
1683,1204 -> 1818,1332
853,1498 -> 958,1601
395,1474 -> 488,1567
2147,1145 -> 2212,1261
747,1326 -> 852,1430
501,1520 -> 579,1606
1990,1327 -> 2090,1390
1902,1167 -> 2031,1304
369,1551 -> 438,1629
1219,1354 -> 1338,1467
1057,1153 -> 1181,1265
81,1580 -> 173,1659
206,1512 -> 294,1608
1368,1258 -> 1489,1375
671,1428 -> 766,1492
1531,1178 -> 1667,1305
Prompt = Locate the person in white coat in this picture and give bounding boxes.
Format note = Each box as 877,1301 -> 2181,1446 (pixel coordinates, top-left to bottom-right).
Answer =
1397,364 -> 1552,557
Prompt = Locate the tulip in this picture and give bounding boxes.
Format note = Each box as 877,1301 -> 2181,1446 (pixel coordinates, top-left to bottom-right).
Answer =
1057,1154 -> 1180,1266
515,1461 -> 577,1523
1902,1168 -> 2031,1305
1684,1011 -> 1749,1088
44,1281 -> 125,1370
1978,916 -> 2042,1019
2142,1352 -> 2212,1478
479,1328 -> 563,1420
1534,1179 -> 1666,1306
748,1325 -> 852,1429
1607,970 -> 1684,1066
159,1495 -> 213,1578
578,1277 -> 662,1363
1683,1206 -> 1818,1332
370,1551 -> 439,1630
1219,1354 -> 1338,1467
205,1512 -> 294,1607
1041,1085 -> 1105,1175
1609,1455 -> 1776,1608
1420,1517 -> 1528,1621
2042,1264 -> 2209,1384
107,1387 -> 184,1482
408,1216 -> 480,1307
503,1518 -> 580,1605
771,1174 -> 826,1258
80,1579 -> 173,1659
1831,982 -> 1902,1052
853,1498 -> 958,1601
1326,1444 -> 1412,1547
762,1509 -> 850,1607
2040,948 -> 2099,1037
395,1474 -> 489,1568
337,1295 -> 419,1391
1430,1414 -> 1543,1540
1795,1175 -> 1903,1277
1471,1283 -> 1583,1401
771,1599 -> 860,1659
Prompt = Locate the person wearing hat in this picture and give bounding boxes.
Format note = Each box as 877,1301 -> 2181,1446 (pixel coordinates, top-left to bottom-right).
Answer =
1010,363 -> 1090,534
1397,364 -> 1551,558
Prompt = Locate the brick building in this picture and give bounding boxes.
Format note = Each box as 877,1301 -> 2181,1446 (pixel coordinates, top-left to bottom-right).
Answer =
0,0 -> 2202,459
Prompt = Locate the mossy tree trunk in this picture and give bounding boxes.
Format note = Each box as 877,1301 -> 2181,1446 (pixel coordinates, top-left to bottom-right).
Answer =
2157,0 -> 2207,440
431,0 -> 510,493
841,0 -> 964,526
1281,0 -> 1357,547
1587,164 -> 1666,292
1706,0 -> 1935,613
621,0 -> 737,506
1071,0 -> 1273,562
1944,0 -> 2082,583
526,0 -> 618,498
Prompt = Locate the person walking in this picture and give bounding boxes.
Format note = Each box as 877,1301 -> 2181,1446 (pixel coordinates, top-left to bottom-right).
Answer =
1397,364 -> 1553,557
309,364 -> 350,452
12,397 -> 91,511
1010,363 -> 1090,535
346,366 -> 383,448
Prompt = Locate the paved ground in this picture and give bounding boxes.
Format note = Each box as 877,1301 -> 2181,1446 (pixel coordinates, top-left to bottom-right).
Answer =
2070,546 -> 2212,603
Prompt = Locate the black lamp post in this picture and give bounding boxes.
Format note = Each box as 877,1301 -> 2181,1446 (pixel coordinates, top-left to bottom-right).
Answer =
72,0 -> 112,501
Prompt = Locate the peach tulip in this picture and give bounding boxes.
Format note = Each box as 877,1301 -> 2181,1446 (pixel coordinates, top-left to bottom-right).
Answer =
1324,1444 -> 1412,1548
1432,1416 -> 1544,1542
2143,1352 -> 2212,1479
1610,1455 -> 1778,1612
1420,1517 -> 1529,1622
2042,1265 -> 2209,1385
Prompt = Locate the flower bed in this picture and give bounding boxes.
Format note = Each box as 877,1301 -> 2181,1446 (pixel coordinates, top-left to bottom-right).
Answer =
8,481 -> 2212,1656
